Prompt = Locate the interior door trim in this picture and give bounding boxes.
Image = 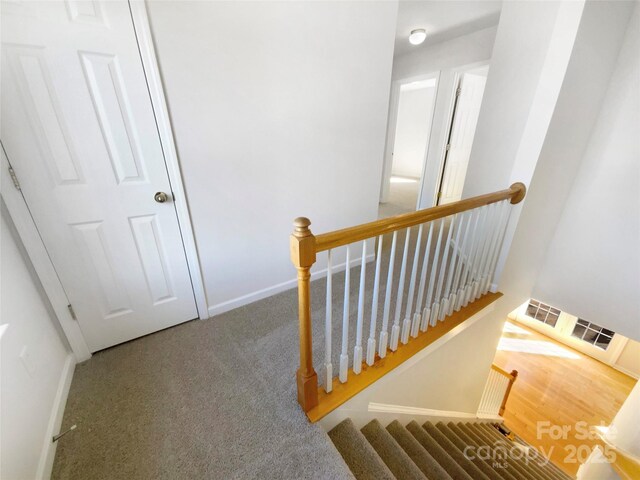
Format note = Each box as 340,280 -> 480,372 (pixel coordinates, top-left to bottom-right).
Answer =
1,146 -> 92,361
129,0 -> 209,320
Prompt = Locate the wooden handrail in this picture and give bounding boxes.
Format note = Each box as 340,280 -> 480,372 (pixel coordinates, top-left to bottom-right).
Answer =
491,364 -> 518,416
315,182 -> 526,252
491,363 -> 517,381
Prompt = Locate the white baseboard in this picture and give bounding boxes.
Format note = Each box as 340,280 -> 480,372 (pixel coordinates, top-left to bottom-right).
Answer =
320,402 -> 502,431
36,353 -> 76,480
612,364 -> 640,380
207,254 -> 375,318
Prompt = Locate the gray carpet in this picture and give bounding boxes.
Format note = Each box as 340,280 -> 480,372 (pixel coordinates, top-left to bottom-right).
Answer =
360,420 -> 426,480
52,220 -> 462,479
329,419 -> 573,480
52,281 -> 358,479
386,420 -> 451,480
327,419 -> 394,480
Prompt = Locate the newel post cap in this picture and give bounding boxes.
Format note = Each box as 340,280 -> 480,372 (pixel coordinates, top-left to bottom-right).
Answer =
293,217 -> 312,236
290,217 -> 316,268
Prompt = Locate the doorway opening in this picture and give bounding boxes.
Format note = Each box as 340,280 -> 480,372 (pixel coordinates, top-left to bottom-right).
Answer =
436,65 -> 489,205
379,77 -> 437,219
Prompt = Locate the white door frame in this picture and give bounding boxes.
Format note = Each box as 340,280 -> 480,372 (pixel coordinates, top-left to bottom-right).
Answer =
0,0 -> 209,361
129,0 -> 208,320
379,71 -> 440,208
430,60 -> 490,207
1,147 -> 92,362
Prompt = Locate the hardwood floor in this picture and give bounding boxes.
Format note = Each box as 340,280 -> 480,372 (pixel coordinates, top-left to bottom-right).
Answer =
493,320 -> 637,478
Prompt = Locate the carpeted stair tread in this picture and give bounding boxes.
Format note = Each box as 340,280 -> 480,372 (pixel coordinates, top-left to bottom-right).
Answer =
475,424 -> 561,480
328,419 -> 395,480
406,421 -> 473,480
329,418 -> 572,480
475,424 -> 564,480
466,423 -> 546,480
471,424 -> 555,480
435,422 -> 511,480
386,420 -> 452,480
423,422 -> 491,480
447,423 -> 519,480
360,420 -> 427,480
465,423 -> 545,480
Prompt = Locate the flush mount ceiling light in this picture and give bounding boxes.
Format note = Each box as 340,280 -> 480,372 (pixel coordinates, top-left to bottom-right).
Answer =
409,28 -> 427,45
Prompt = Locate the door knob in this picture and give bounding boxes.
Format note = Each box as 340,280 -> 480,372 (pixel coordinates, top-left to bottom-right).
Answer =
154,192 -> 169,203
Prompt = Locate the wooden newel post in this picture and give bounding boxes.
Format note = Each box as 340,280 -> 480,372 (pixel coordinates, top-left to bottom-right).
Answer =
290,217 -> 319,412
499,369 -> 518,416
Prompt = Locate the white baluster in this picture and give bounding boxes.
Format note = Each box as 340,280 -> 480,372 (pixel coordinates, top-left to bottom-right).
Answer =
366,236 -> 383,366
435,214 -> 458,322
487,375 -> 498,412
484,201 -> 512,294
390,227 -> 411,351
353,241 -> 367,374
464,206 -> 488,307
476,203 -> 502,299
482,201 -> 507,294
449,212 -> 474,314
471,203 -> 498,300
425,219 -> 445,327
480,369 -> 499,415
378,232 -> 397,358
478,375 -> 491,413
414,222 -> 434,335
339,246 -> 350,383
401,224 -> 423,344
491,374 -> 506,414
441,212 -> 466,319
472,203 -> 497,300
324,249 -> 333,393
457,207 -> 482,310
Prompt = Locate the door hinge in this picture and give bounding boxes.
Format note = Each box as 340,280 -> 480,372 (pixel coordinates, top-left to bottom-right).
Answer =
445,143 -> 451,151
455,86 -> 462,97
8,166 -> 20,190
67,304 -> 77,321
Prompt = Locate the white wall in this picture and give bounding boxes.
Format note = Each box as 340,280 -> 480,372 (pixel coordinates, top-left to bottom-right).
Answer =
615,338 -> 640,379
462,0 -> 635,326
532,4 -> 640,341
392,26 -> 498,82
146,1 -> 398,314
388,26 -> 498,209
1,207 -> 73,480
510,302 -> 640,378
391,85 -> 436,178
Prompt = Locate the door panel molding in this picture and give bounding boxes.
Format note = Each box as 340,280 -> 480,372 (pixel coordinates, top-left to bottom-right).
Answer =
0,0 -> 208,360
129,0 -> 209,319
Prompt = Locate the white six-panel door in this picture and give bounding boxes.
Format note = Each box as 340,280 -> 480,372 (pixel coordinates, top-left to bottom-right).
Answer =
438,72 -> 487,205
1,1 -> 198,351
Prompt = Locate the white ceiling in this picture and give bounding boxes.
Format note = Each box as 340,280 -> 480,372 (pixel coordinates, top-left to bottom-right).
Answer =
394,1 -> 503,57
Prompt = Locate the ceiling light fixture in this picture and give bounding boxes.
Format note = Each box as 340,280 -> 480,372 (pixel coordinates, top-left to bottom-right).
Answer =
409,28 -> 427,45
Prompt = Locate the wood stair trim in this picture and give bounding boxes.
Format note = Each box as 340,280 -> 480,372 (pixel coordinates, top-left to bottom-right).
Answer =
306,291 -> 503,423
596,431 -> 640,480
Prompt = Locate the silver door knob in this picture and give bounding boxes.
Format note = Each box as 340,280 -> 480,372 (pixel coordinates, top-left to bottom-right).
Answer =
154,192 -> 169,203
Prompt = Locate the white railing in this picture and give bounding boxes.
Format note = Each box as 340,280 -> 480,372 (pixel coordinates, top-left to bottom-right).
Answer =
319,200 -> 512,392
477,365 -> 518,417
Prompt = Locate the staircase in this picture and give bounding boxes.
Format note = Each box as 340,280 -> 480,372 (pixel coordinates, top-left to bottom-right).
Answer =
329,418 -> 571,480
